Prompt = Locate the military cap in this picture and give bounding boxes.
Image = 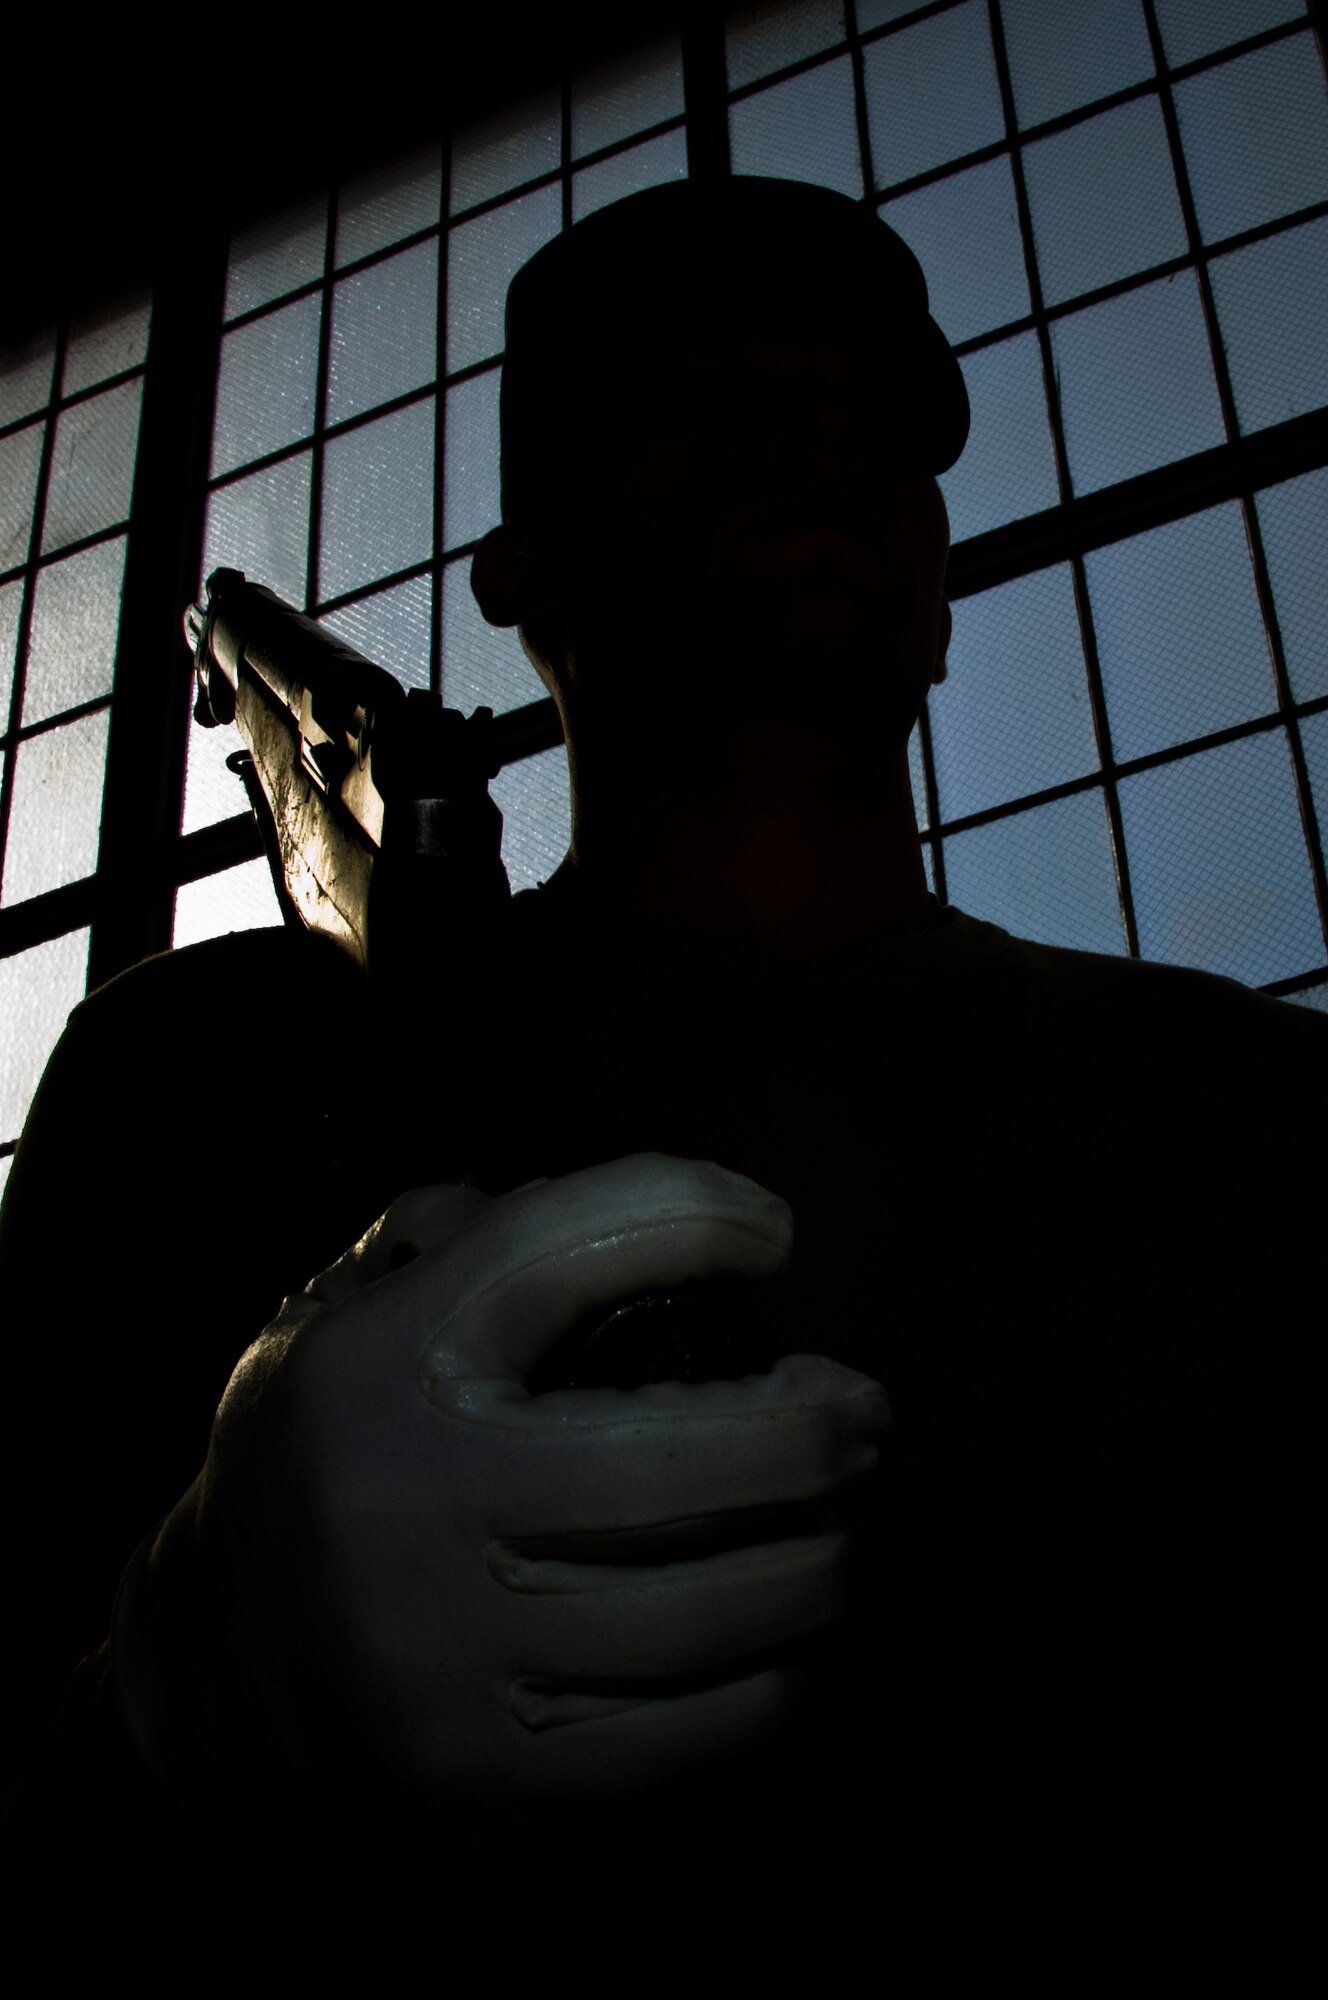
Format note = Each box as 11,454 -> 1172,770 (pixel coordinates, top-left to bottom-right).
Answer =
499,174 -> 970,524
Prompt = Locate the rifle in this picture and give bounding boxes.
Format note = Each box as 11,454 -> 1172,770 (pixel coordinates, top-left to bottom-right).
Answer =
185,568 -> 778,1391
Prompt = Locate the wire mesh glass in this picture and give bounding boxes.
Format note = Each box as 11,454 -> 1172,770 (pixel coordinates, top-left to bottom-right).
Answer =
942,785 -> 1127,955
998,0 -> 1155,129
211,295 -> 320,479
862,1 -> 1004,191
335,143 -> 443,269
326,240 -> 438,427
319,398 -> 435,605
881,156 -> 1030,345
1254,465 -> 1328,707
22,535 -> 125,727
1173,33 -> 1328,248
1,711 -> 110,905
0,327 -> 55,430
1209,215 -> 1328,437
0,925 -> 89,1144
1022,95 -> 1187,308
726,0 -> 847,90
940,331 -> 1060,540
728,53 -> 864,198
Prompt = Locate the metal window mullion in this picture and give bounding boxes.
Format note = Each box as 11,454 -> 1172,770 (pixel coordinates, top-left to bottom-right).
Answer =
0,314 -> 70,922
985,0 -> 1143,958
433,138 -> 452,697
305,187 -> 338,617
1139,0 -> 1328,957
680,1 -> 731,181
843,0 -> 879,205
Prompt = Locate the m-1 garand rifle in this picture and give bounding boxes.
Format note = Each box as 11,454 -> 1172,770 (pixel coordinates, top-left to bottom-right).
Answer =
184,568 -> 778,1392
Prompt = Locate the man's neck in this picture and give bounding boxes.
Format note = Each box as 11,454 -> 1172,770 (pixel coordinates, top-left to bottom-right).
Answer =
558,714 -> 934,968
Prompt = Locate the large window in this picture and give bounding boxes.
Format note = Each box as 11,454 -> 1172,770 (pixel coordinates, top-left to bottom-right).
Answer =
3,0 -> 1327,1195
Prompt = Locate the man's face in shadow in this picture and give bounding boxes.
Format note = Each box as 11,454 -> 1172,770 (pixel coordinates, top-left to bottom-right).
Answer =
483,305 -> 953,759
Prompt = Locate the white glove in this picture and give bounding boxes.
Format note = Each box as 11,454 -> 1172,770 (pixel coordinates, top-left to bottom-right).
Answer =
113,1153 -> 889,1829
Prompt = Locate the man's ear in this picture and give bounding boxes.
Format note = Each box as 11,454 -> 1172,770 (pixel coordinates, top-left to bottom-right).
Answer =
470,525 -> 562,630
932,599 -> 953,685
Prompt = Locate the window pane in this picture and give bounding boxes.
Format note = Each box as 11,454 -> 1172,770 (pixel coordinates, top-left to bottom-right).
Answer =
1255,466 -> 1328,706
63,293 -> 151,397
226,194 -> 327,321
182,707 -> 250,837
320,399 -> 435,604
443,370 -> 501,553
2,711 -> 110,904
1284,980 -> 1328,1013
863,2 -> 1004,191
491,743 -> 571,893
1153,0 -> 1305,70
0,421 -> 44,573
1301,709 -> 1328,895
202,450 -> 311,613
908,722 -> 929,834
41,380 -> 143,554
999,0 -> 1155,129
1023,96 -> 1187,308
857,0 -> 930,25
931,563 -> 1097,821
1052,270 -> 1226,495
940,331 -> 1060,542
446,185 -> 562,376
442,554 -> 541,715
336,142 -> 443,268
726,0 -> 846,90
0,926 -> 89,1143
1120,729 -> 1321,985
571,128 -> 689,222
327,239 -> 438,426
0,326 -> 55,429
450,89 -> 562,214
1085,504 -> 1277,765
1174,37 -> 1328,248
173,858 -> 283,950
1209,216 -> 1328,436
882,156 -> 1030,345
572,33 -> 684,158
942,788 -> 1127,955
23,535 -> 125,726
0,577 -> 21,723
317,573 -> 433,693
211,295 -> 320,478
729,53 -> 863,199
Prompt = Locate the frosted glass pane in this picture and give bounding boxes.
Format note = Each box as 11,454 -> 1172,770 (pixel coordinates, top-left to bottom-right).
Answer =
1023,97 -> 1188,308
0,326 -> 54,428
942,787 -> 1127,955
327,240 -> 438,426
226,195 -> 328,321
23,535 -> 125,726
1175,38 -> 1328,247
320,399 -> 435,604
908,713 -> 930,833
1121,730 -> 1321,984
728,54 -> 863,200
0,421 -> 44,572
173,858 -> 283,949
0,926 -> 89,1142
211,295 -> 320,479
443,370 -> 501,552
446,185 -> 562,376
63,293 -> 151,397
940,332 -> 1059,542
441,554 -> 543,715
1301,709 -> 1328,895
999,0 -> 1154,129
202,451 -> 311,611
41,380 -> 143,554
1255,466 -> 1328,706
1085,504 -> 1277,765
931,563 -> 1097,821
2,711 -> 109,904
572,129 -> 689,223
726,0 -> 845,89
1052,271 -> 1226,496
1153,0 -> 1305,70
182,707 -> 251,836
881,157 -> 1030,345
0,577 -> 22,726
450,89 -> 562,214
317,572 -> 433,692
336,143 -> 443,268
863,2 -> 1004,190
572,34 -> 685,158
1210,217 -> 1328,436
491,744 -> 571,893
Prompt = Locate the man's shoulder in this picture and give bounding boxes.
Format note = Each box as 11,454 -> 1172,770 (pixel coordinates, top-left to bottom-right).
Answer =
70,924 -> 367,1029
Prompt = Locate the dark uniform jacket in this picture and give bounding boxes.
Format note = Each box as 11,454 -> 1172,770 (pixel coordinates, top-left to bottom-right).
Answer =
1,878 -> 1321,1948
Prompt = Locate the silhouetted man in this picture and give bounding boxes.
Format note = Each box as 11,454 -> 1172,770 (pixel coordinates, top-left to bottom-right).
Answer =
1,179 -> 1321,1939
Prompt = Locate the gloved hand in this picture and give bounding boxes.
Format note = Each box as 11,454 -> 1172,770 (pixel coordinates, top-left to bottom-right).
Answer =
112,1153 -> 889,1831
